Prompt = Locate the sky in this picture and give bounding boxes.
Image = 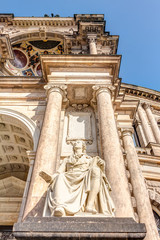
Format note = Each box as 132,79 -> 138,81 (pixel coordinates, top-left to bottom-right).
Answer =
0,0 -> 160,91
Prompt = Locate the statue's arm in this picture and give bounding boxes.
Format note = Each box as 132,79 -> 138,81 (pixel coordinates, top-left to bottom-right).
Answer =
94,156 -> 105,172
57,158 -> 67,173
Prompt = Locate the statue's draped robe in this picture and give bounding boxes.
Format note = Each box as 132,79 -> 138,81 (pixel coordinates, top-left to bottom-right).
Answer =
43,154 -> 115,216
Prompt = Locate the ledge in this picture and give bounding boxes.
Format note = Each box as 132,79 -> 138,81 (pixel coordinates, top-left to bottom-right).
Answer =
13,217 -> 146,240
0,76 -> 45,88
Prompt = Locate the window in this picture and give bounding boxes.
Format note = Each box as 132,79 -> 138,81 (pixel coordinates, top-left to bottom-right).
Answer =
153,211 -> 160,236
133,125 -> 141,147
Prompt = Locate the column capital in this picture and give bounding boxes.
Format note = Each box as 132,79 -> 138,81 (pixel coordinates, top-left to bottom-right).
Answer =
134,119 -> 141,128
87,34 -> 97,43
92,85 -> 115,98
142,102 -> 150,110
121,128 -> 134,138
26,151 -> 36,165
44,84 -> 68,102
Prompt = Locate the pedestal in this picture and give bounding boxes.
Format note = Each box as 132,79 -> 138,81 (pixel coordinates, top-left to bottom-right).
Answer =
13,217 -> 146,240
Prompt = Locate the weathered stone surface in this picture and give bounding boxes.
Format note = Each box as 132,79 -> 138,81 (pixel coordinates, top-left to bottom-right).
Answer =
13,217 -> 146,239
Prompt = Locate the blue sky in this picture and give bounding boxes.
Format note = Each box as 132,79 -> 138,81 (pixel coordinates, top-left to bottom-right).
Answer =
1,0 -> 160,91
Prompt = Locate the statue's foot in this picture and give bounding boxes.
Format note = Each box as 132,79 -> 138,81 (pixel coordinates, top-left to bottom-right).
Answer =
54,207 -> 65,217
85,206 -> 97,214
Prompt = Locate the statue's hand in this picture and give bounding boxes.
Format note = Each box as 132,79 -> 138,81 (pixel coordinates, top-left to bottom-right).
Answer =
96,157 -> 105,171
39,171 -> 53,183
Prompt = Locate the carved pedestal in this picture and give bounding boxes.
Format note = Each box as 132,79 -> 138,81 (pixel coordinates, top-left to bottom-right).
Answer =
13,217 -> 146,240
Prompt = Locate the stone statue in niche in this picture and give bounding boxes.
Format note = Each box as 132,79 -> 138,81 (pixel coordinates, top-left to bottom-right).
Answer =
40,140 -> 115,217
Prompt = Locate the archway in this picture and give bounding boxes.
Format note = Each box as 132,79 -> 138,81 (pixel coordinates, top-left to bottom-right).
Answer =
0,109 -> 39,225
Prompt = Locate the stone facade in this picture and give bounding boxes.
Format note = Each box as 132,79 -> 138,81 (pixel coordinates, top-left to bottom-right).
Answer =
0,14 -> 160,239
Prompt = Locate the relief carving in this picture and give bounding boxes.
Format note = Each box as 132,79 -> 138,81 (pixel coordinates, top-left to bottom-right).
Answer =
146,180 -> 160,210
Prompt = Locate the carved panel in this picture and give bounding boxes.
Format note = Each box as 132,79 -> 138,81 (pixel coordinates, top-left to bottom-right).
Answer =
67,112 -> 92,144
61,106 -> 98,157
146,180 -> 160,212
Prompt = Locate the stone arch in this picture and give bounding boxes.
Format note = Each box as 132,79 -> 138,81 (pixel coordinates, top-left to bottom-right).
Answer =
10,31 -> 64,44
0,108 -> 39,225
0,108 -> 40,151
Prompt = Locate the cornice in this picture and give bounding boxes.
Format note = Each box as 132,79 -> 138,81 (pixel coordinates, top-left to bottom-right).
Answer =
121,83 -> 160,102
0,16 -> 76,28
0,76 -> 45,88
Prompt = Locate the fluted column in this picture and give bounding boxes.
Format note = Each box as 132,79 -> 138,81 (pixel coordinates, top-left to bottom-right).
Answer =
122,129 -> 159,240
88,34 -> 97,54
143,103 -> 160,144
138,103 -> 155,144
23,84 -> 67,218
94,86 -> 134,218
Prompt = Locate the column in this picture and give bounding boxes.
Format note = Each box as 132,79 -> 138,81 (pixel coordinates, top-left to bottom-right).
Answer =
138,103 -> 155,144
122,129 -> 159,240
18,151 -> 35,222
95,86 -> 135,218
88,34 -> 97,54
23,84 -> 67,219
143,103 -> 160,144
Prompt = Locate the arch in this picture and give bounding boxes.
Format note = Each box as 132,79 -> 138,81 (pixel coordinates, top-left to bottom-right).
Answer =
0,108 -> 40,151
5,32 -> 64,77
0,108 -> 39,225
10,31 -> 64,44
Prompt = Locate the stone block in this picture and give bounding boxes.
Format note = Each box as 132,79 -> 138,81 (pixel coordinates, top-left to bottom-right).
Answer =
13,217 -> 146,240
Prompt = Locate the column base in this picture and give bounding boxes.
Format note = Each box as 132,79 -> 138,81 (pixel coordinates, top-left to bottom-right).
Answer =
13,217 -> 146,240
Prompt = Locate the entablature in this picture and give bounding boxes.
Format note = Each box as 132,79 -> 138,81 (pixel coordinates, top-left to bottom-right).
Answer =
0,76 -> 45,88
121,83 -> 160,103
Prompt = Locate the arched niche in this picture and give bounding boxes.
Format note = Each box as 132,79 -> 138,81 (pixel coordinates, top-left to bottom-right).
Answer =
0,108 -> 39,225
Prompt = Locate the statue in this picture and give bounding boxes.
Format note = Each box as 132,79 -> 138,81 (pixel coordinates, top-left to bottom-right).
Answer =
40,140 -> 115,217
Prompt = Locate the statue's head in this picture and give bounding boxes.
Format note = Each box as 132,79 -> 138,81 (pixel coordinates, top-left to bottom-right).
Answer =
73,140 -> 86,154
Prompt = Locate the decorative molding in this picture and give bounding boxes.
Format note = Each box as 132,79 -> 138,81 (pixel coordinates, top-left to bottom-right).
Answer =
122,86 -> 160,102
146,180 -> 160,212
44,84 -> 68,103
71,104 -> 88,111
0,34 -> 14,61
0,15 -> 75,28
91,85 -> 115,107
142,102 -> 150,110
0,76 -> 45,88
87,34 -> 97,43
121,128 -> 134,137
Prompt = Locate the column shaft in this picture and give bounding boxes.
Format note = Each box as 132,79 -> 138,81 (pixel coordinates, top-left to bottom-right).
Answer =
96,88 -> 134,218
23,87 -> 63,218
88,35 -> 97,54
89,41 -> 97,54
138,104 -> 155,144
144,105 -> 160,144
122,130 -> 159,240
